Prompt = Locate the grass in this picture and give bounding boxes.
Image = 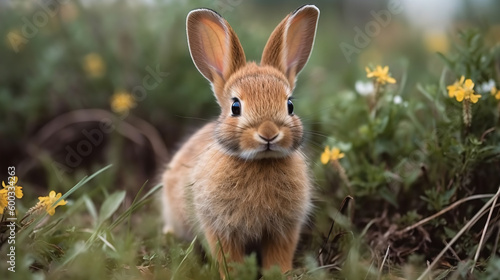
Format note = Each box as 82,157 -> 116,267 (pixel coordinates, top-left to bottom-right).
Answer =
2,166 -> 499,279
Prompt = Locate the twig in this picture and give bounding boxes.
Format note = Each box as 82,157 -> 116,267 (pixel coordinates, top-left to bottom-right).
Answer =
417,186 -> 500,280
128,115 -> 169,161
378,245 -> 390,280
318,196 -> 353,260
307,263 -> 342,273
397,194 -> 493,235
30,108 -> 168,163
471,191 -> 499,273
443,240 -> 461,262
480,127 -> 496,143
33,109 -> 143,144
492,223 -> 500,259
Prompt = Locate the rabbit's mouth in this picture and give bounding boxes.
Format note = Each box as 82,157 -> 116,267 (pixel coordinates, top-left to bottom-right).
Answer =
262,143 -> 278,155
265,142 -> 272,151
232,126 -> 298,159
255,132 -> 289,154
238,143 -> 291,160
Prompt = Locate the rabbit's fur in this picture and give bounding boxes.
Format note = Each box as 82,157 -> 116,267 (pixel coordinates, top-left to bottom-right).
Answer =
162,5 -> 319,273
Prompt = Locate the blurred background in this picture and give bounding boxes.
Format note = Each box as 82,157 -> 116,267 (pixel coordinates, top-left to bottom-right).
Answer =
1,0 -> 499,198
1,0 -> 500,277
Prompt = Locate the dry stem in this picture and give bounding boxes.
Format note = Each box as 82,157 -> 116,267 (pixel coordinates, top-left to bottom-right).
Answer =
396,194 -> 493,235
416,186 -> 500,280
471,191 -> 499,273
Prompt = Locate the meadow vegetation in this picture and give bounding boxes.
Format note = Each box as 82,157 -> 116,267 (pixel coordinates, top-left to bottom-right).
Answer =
1,0 -> 500,279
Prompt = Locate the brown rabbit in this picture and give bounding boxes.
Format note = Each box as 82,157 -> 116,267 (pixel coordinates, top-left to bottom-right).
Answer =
161,5 -> 320,274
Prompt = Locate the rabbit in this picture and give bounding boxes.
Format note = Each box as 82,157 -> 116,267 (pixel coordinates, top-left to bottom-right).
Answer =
161,4 -> 320,274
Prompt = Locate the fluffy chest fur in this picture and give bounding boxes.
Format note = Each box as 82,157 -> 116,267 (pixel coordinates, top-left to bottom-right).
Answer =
189,145 -> 312,242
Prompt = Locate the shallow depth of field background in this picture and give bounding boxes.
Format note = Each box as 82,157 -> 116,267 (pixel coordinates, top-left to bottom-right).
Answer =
1,0 -> 500,279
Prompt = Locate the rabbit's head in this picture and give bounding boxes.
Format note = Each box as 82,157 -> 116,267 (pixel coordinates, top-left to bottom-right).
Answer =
187,5 -> 319,159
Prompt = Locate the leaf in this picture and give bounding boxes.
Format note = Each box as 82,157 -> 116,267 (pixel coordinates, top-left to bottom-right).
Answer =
437,52 -> 455,70
380,187 -> 398,207
444,226 -> 457,239
372,116 -> 389,135
262,265 -> 285,280
469,33 -> 482,53
97,234 -> 117,252
53,164 -> 113,208
228,254 -> 259,280
98,191 -> 126,224
60,241 -> 87,267
171,236 -> 197,280
83,195 -> 98,226
17,165 -> 113,242
108,183 -> 162,231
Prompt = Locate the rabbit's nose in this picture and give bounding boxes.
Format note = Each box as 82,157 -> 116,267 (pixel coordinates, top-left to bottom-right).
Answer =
258,121 -> 279,142
259,134 -> 278,142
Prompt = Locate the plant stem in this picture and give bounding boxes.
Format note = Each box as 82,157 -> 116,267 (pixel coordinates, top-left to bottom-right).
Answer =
332,160 -> 352,195
370,81 -> 380,118
463,99 -> 471,128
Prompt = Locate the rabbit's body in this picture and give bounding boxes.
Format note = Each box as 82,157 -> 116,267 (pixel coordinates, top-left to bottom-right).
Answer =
192,146 -> 310,242
162,5 -> 319,273
163,122 -> 311,241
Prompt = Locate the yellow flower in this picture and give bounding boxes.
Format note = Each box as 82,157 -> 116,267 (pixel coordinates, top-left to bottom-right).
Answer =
321,146 -> 345,165
110,91 -> 137,113
0,190 -> 8,215
0,177 -> 23,215
2,177 -> 23,199
83,53 -> 105,78
424,31 -> 450,54
38,191 -> 67,216
453,79 -> 481,103
447,76 -> 465,98
365,65 -> 396,85
491,86 -> 500,100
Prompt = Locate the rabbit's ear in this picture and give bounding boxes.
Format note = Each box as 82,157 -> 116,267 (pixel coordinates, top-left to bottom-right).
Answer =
261,5 -> 319,88
187,9 -> 246,95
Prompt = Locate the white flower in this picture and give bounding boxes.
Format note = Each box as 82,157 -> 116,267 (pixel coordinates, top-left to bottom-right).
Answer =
355,80 -> 374,96
393,95 -> 403,104
479,79 -> 496,94
390,95 -> 408,107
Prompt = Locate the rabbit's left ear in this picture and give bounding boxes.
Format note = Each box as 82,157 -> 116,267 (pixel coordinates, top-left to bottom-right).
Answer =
261,5 -> 319,88
187,9 -> 246,97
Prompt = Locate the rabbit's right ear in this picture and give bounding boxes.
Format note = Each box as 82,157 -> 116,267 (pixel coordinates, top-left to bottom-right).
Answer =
187,9 -> 246,96
261,5 -> 319,89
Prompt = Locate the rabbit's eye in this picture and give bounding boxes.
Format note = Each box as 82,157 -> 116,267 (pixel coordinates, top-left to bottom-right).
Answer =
231,98 -> 241,116
287,98 -> 294,115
